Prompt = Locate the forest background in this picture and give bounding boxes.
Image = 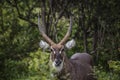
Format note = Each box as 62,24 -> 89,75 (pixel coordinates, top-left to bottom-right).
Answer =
0,0 -> 120,80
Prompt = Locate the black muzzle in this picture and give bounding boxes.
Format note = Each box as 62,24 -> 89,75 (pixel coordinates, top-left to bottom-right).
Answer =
55,59 -> 62,66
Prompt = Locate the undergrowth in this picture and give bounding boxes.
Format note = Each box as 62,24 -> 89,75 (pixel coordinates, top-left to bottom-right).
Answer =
2,49 -> 120,80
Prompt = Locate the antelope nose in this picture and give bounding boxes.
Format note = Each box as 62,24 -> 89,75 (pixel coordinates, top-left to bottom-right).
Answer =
55,59 -> 61,66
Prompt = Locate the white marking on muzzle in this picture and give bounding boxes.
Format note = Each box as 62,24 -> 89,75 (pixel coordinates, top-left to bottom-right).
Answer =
52,60 -> 64,72
52,61 -> 63,72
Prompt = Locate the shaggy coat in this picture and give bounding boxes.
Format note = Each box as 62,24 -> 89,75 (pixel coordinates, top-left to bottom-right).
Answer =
55,53 -> 96,80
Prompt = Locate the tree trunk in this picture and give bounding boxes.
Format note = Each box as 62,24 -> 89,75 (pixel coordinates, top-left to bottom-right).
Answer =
83,29 -> 88,52
41,0 -> 46,33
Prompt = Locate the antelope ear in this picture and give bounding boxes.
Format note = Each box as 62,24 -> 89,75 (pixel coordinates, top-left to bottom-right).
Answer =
39,40 -> 50,50
65,39 -> 76,49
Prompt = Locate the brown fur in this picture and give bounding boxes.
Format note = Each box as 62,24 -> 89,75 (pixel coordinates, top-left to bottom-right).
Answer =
55,53 -> 96,80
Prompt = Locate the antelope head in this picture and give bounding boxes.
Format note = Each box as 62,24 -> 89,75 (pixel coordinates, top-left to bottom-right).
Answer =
38,16 -> 75,72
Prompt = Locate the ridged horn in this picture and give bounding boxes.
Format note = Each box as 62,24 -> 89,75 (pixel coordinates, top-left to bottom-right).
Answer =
38,14 -> 55,45
58,16 -> 73,45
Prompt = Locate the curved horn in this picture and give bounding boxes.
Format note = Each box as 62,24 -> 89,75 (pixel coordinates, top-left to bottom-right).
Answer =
58,16 -> 73,45
38,14 -> 55,45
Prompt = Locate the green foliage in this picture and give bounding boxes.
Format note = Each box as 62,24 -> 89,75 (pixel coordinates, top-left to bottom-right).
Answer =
108,60 -> 120,74
3,56 -> 120,80
4,59 -> 28,80
95,66 -> 120,80
2,49 -> 53,80
27,49 -> 50,77
0,0 -> 120,80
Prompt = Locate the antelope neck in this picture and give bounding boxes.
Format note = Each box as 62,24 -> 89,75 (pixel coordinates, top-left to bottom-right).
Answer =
56,55 -> 72,79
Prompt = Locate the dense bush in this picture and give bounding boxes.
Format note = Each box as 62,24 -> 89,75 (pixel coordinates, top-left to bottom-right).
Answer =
95,66 -> 120,80
2,49 -> 50,80
108,60 -> 120,74
0,1 -> 120,80
2,49 -> 120,80
4,59 -> 28,80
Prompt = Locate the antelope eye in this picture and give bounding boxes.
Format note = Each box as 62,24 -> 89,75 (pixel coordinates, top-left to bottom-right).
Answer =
61,46 -> 65,51
50,47 -> 54,51
50,48 -> 56,54
59,48 -> 64,53
50,48 -> 53,51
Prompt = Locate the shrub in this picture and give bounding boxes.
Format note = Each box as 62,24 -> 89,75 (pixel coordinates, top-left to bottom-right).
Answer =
95,66 -> 120,80
108,60 -> 120,74
3,49 -> 120,80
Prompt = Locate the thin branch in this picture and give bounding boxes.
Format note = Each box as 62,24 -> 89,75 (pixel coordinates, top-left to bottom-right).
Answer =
6,0 -> 15,7
6,0 -> 37,27
53,1 -> 70,42
13,0 -> 21,16
19,15 -> 37,26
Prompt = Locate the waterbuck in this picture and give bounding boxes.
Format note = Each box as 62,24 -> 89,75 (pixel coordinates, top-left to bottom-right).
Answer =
38,16 -> 96,80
